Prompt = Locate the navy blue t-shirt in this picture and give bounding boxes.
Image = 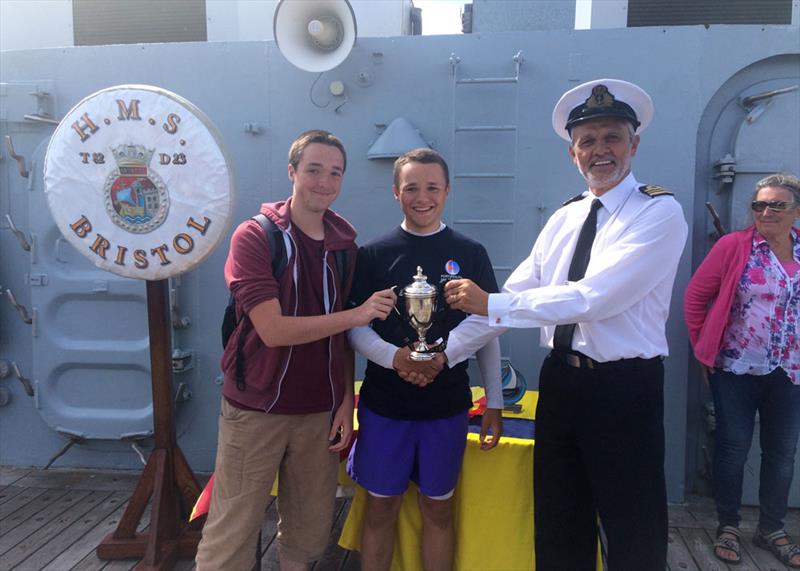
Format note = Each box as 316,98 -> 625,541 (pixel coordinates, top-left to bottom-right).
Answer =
348,226 -> 498,420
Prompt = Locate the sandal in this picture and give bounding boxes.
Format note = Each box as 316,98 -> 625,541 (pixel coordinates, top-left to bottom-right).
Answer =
753,528 -> 800,568
713,525 -> 742,565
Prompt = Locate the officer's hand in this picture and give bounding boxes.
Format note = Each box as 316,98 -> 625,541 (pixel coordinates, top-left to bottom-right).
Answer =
479,408 -> 503,450
356,288 -> 396,325
444,279 -> 489,316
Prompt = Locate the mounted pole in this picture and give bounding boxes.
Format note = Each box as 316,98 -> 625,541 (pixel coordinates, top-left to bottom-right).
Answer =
96,279 -> 201,570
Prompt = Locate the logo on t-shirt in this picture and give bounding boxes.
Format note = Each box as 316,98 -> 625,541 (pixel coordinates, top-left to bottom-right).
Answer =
445,260 -> 460,275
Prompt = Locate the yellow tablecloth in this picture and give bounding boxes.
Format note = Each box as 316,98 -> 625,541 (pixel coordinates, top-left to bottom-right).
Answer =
339,389 -> 601,571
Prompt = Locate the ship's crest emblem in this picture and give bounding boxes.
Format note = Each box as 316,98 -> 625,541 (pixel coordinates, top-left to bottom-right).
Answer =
104,144 -> 169,234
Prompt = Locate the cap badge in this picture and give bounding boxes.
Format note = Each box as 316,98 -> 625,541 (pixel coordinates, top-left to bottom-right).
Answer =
586,85 -> 616,109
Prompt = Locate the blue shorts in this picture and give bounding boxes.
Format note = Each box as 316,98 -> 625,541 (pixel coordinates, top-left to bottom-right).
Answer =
346,404 -> 469,497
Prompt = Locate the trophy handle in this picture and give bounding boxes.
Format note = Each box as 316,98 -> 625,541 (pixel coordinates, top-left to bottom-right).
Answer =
391,285 -> 404,318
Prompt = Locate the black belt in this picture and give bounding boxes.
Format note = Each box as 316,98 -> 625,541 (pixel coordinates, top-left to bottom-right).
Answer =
550,350 -> 662,370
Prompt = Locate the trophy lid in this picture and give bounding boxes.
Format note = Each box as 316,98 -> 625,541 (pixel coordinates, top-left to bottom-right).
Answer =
403,266 -> 437,298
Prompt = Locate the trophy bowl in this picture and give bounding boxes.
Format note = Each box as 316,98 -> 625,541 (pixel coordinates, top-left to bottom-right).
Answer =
397,267 -> 438,361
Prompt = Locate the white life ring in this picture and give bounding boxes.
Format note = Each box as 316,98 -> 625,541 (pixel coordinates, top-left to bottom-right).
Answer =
44,84 -> 235,280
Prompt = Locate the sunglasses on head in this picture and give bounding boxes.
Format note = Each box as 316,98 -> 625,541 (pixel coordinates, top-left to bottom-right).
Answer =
750,200 -> 797,212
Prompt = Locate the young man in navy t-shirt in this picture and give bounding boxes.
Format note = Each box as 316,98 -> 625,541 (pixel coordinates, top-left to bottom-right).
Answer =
347,148 -> 504,571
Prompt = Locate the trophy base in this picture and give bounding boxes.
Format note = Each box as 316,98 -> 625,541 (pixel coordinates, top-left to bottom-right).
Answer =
409,351 -> 435,361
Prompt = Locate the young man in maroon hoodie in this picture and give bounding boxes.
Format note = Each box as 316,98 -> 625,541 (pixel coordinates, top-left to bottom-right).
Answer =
196,130 -> 396,571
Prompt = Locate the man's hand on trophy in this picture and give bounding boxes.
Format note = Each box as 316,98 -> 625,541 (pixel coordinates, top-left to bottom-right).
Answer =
444,279 -> 489,316
393,347 -> 445,387
357,288 -> 397,325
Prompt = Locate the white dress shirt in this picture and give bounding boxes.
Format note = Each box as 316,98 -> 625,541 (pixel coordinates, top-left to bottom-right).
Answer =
446,173 -> 688,364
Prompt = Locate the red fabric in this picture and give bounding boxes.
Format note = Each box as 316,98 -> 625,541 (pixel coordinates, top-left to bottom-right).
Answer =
468,395 -> 487,418
190,473 -> 214,522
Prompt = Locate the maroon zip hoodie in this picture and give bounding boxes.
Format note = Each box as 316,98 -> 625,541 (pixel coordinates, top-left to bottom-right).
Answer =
220,199 -> 357,412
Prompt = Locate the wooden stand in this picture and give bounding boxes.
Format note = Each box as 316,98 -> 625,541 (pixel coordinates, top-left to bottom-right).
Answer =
96,279 -> 202,570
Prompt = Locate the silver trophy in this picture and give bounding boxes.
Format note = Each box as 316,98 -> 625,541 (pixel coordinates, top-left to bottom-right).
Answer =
396,267 -> 439,361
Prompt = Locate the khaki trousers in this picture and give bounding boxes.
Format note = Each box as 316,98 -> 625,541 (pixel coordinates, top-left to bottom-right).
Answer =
196,399 -> 339,570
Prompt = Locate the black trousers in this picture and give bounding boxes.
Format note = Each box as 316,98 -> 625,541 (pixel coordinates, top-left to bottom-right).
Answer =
533,353 -> 668,571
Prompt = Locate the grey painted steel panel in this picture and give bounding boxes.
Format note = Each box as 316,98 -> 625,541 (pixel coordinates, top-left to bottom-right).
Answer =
23,136 -> 152,441
471,0 -> 575,32
0,26 -> 798,504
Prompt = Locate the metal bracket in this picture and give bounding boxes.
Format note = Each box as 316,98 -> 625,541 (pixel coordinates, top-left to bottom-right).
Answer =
512,51 -> 524,80
172,348 -> 193,373
5,214 -> 31,251
130,442 -> 147,465
741,84 -> 799,108
175,381 -> 193,405
450,51 -> 523,83
28,273 -> 48,287
5,288 -> 32,324
120,432 -> 151,465
4,135 -> 29,179
24,114 -> 59,125
169,281 -> 192,329
712,153 -> 736,186
705,202 -> 727,239
29,89 -> 54,118
10,362 -> 34,397
44,432 -> 86,470
449,52 -> 461,75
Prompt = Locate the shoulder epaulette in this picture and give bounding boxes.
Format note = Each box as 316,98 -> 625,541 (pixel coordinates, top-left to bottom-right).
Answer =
639,184 -> 673,198
561,193 -> 587,207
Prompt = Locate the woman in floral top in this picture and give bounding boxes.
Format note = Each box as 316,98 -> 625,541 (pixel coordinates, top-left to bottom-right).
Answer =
685,173 -> 800,567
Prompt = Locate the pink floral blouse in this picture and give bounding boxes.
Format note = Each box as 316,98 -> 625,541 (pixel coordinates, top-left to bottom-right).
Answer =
717,231 -> 800,384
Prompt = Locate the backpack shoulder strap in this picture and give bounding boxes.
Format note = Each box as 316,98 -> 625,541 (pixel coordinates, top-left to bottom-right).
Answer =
252,213 -> 287,279
231,213 -> 286,392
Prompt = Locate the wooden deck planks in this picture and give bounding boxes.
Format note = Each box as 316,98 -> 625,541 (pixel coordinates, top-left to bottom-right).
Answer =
679,527 -> 731,571
0,468 -> 32,487
0,490 -> 93,567
0,488 -> 50,523
0,490 -> 110,570
14,491 -> 130,571
0,489 -> 75,539
667,528 -> 701,571
11,470 -> 140,493
0,486 -> 35,509
1,468 -> 800,570
39,499 -> 128,571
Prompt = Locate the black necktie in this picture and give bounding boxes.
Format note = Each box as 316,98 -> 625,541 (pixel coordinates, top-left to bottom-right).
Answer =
553,198 -> 602,350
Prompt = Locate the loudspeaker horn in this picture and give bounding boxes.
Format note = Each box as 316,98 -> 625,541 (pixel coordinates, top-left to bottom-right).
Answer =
274,0 -> 357,73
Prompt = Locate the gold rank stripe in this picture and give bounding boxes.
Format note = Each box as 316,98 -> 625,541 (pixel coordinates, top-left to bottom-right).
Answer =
639,184 -> 674,197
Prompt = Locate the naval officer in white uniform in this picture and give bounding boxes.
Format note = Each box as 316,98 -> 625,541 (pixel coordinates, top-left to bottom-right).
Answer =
442,79 -> 688,570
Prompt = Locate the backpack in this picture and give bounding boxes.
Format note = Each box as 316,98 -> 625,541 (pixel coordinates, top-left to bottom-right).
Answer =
221,213 -> 348,391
